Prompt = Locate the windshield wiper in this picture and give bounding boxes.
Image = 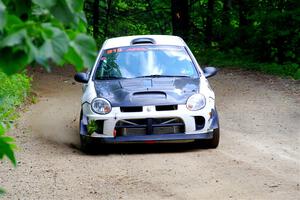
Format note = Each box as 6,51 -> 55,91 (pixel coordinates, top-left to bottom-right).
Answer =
135,75 -> 191,78
96,76 -> 127,80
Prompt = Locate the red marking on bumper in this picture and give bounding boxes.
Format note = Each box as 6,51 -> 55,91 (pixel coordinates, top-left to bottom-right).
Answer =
145,141 -> 156,144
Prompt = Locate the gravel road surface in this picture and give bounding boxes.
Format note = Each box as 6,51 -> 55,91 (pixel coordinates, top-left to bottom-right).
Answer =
1,67 -> 299,200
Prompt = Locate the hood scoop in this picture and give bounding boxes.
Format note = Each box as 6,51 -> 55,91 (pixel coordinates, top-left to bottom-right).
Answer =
133,91 -> 167,99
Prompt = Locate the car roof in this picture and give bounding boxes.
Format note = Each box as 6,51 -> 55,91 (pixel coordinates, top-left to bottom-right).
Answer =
101,35 -> 186,49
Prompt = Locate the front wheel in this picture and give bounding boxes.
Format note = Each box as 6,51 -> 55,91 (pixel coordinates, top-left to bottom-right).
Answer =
79,109 -> 94,154
205,128 -> 220,148
194,128 -> 220,149
80,135 -> 95,154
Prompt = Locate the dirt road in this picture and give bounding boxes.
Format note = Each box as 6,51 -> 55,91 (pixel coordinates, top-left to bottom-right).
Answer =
1,67 -> 299,200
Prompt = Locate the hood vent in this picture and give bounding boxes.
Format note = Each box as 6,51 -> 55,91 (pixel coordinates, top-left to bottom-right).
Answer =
131,38 -> 155,45
133,91 -> 166,99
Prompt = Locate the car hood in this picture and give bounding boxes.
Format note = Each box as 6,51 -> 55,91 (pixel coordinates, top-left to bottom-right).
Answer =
94,78 -> 200,107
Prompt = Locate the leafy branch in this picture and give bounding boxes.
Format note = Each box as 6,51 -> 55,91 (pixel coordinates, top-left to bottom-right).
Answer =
0,0 -> 97,195
0,0 -> 97,74
0,123 -> 16,166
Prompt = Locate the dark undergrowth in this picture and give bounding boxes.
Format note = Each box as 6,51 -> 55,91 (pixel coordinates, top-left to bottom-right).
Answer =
194,49 -> 300,80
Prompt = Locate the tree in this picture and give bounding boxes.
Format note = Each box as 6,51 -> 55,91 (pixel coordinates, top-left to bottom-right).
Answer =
92,0 -> 100,39
171,0 -> 189,41
103,0 -> 112,38
238,0 -> 251,48
204,0 -> 215,47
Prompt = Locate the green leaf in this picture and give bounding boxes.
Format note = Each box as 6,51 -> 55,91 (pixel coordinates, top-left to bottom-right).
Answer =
0,134 -> 16,166
5,14 -> 23,27
69,34 -> 97,69
0,0 -> 6,31
0,123 -> 4,135
0,0 -> 94,75
0,187 -> 5,196
77,12 -> 87,32
66,0 -> 83,12
0,29 -> 26,48
24,34 -> 38,64
39,25 -> 69,65
64,45 -> 84,71
50,0 -> 74,25
48,0 -> 84,27
32,0 -> 57,8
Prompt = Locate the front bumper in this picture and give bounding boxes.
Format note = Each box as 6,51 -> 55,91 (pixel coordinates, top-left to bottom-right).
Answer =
80,131 -> 214,144
82,103 -> 219,134
79,105 -> 219,144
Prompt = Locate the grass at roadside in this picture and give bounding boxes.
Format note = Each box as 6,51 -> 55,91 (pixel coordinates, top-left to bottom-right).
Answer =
194,49 -> 300,80
0,71 -> 31,130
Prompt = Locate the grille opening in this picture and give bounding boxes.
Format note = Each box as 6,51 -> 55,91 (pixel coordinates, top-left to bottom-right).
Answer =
115,118 -> 185,136
156,105 -> 178,111
93,120 -> 104,134
120,106 -> 143,112
194,116 -> 205,130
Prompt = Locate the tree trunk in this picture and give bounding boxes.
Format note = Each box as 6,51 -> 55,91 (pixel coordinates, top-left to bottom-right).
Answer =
171,0 -> 189,41
104,0 -> 112,39
219,0 -> 232,49
275,0 -> 287,63
238,0 -> 249,47
204,0 -> 215,47
222,0 -> 231,28
93,0 -> 100,39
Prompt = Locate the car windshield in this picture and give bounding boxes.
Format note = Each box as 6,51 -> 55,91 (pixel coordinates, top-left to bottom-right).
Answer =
94,45 -> 198,79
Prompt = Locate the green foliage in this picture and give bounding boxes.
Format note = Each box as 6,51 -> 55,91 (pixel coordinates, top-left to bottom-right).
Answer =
0,71 -> 30,168
0,0 -> 97,74
87,120 -> 103,135
0,72 -> 30,125
84,0 -> 171,45
0,0 -> 96,195
0,124 -> 16,166
294,69 -> 300,80
0,1 -> 6,30
84,0 -> 299,79
195,49 -> 300,79
65,34 -> 98,71
87,120 -> 97,135
0,187 -> 5,196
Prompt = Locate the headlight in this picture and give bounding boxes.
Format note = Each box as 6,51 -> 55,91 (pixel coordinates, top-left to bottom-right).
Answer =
91,98 -> 112,114
186,94 -> 206,111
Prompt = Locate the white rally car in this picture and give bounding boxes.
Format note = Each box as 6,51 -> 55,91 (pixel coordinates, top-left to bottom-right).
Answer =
74,35 -> 219,152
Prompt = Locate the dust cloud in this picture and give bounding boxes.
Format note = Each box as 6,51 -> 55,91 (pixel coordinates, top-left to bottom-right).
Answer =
24,96 -> 81,146
24,68 -> 82,146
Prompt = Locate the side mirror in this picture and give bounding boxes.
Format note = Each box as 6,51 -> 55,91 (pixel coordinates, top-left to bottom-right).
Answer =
74,72 -> 89,83
203,67 -> 218,78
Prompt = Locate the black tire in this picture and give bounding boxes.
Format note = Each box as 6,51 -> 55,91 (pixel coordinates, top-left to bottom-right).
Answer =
204,109 -> 220,148
205,127 -> 220,148
194,127 -> 220,149
80,135 -> 95,154
79,109 -> 95,154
